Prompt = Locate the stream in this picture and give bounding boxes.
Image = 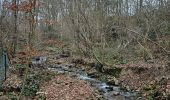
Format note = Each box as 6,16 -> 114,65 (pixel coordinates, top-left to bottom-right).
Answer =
47,64 -> 137,100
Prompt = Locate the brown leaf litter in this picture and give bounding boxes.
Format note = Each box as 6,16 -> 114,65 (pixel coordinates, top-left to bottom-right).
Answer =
39,75 -> 98,100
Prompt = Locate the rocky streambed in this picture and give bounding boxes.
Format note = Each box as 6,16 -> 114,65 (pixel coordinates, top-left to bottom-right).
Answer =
47,64 -> 137,100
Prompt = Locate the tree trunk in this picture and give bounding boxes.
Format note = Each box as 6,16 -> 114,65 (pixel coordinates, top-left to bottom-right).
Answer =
28,0 -> 36,49
12,0 -> 18,56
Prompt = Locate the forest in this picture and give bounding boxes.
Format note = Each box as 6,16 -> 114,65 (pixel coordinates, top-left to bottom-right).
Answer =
0,0 -> 170,100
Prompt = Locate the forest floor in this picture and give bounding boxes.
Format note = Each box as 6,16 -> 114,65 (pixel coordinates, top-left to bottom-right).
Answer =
0,44 -> 102,100
0,39 -> 170,100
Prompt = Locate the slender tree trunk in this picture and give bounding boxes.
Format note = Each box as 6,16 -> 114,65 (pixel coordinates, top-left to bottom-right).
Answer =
139,0 -> 143,12
12,0 -> 18,56
28,0 -> 36,49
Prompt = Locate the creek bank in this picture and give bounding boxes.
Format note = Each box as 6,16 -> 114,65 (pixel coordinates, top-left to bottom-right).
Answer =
117,63 -> 170,99
63,57 -> 170,99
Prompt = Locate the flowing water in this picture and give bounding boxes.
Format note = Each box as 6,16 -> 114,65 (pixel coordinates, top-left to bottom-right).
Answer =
47,64 -> 137,100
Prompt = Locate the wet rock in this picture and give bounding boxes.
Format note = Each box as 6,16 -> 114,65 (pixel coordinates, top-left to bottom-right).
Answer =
56,70 -> 65,74
106,77 -> 119,86
81,68 -> 86,71
64,64 -> 73,68
88,72 -> 100,78
112,91 -> 120,96
98,89 -> 106,93
32,56 -> 47,64
114,79 -> 119,86
105,86 -> 113,91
